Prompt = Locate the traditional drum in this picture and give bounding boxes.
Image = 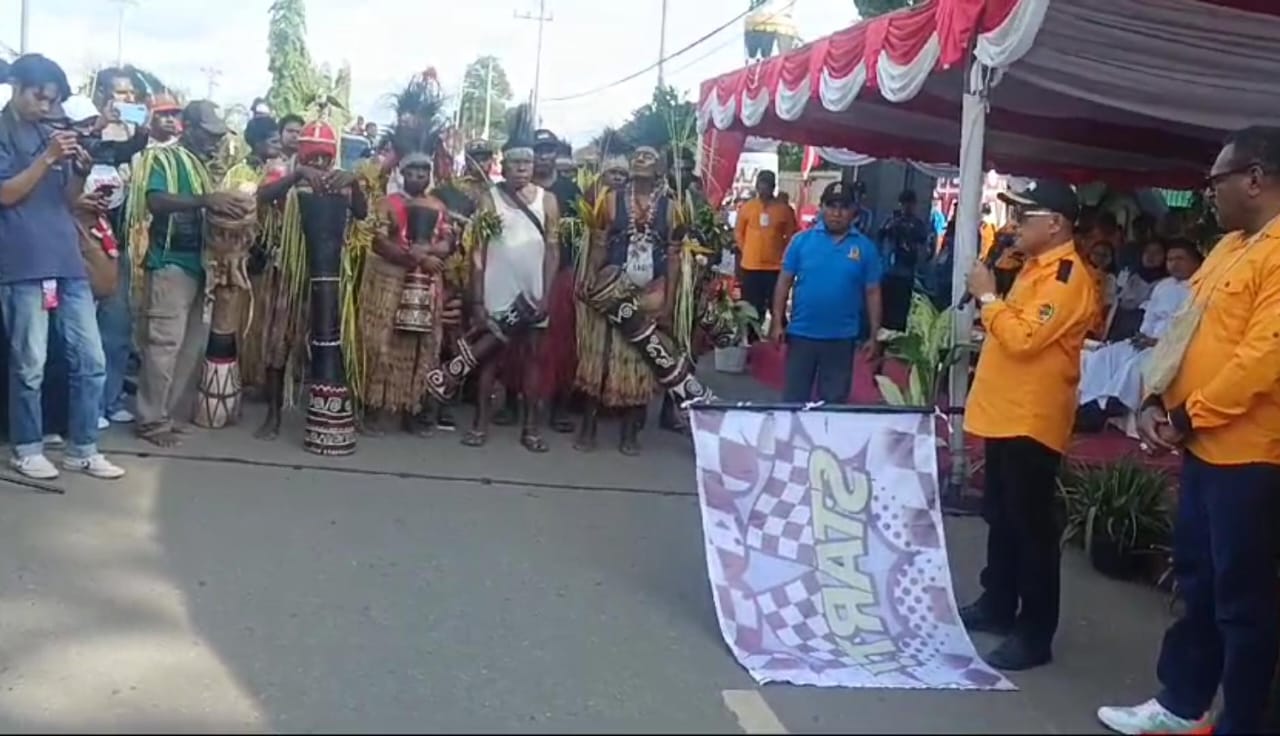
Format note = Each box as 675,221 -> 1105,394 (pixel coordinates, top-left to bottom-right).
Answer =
579,265 -> 714,407
195,332 -> 242,429
423,293 -> 543,402
298,189 -> 357,456
394,204 -> 443,333
194,200 -> 257,429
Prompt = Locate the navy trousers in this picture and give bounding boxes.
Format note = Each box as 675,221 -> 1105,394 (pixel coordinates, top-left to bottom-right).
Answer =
782,335 -> 855,404
1157,452 -> 1280,734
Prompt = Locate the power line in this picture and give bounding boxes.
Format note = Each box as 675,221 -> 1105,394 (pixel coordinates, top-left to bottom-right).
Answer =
542,0 -> 795,104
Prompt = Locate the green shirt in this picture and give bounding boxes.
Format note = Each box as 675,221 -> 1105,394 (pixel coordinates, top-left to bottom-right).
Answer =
144,148 -> 207,278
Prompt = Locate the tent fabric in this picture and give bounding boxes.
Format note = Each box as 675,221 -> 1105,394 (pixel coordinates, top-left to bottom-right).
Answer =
698,0 -> 1280,201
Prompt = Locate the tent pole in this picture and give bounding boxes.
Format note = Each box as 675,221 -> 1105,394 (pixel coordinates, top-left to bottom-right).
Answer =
945,59 -> 991,514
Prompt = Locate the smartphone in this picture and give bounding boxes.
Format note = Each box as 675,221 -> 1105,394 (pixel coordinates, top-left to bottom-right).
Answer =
117,102 -> 148,126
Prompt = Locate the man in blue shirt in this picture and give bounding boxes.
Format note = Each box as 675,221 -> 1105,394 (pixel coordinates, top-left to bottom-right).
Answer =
769,181 -> 884,404
0,54 -> 126,481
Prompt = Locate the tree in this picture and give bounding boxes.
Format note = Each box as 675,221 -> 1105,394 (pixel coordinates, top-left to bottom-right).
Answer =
853,0 -> 916,19
459,55 -> 514,143
266,0 -> 319,118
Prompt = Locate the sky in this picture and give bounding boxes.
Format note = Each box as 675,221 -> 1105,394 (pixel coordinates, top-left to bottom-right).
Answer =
1,0 -> 855,144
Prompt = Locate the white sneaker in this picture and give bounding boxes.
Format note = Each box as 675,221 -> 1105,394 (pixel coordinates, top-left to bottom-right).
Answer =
42,433 -> 65,449
108,408 -> 135,424
62,454 -> 126,480
11,454 -> 59,480
1098,698 -> 1205,735
97,416 -> 110,430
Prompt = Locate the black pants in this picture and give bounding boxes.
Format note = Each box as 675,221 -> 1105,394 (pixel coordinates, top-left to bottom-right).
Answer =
740,269 -> 779,326
782,336 -> 855,404
1156,453 -> 1280,734
977,436 -> 1063,649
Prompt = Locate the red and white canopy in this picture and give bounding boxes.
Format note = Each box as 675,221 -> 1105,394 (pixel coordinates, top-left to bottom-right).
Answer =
698,0 -> 1280,199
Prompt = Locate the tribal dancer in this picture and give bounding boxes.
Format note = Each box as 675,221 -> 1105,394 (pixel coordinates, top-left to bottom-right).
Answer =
574,147 -> 680,455
532,129 -> 584,434
358,134 -> 463,434
219,116 -> 290,396
465,111 -> 560,451
255,119 -> 367,443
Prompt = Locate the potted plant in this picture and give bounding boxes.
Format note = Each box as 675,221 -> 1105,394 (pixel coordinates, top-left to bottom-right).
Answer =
1058,458 -> 1173,579
704,286 -> 760,374
874,293 -> 958,406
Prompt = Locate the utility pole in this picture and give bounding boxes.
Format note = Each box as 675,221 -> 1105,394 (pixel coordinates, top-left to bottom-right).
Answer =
482,56 -> 495,140
106,0 -> 138,67
200,66 -> 222,100
19,0 -> 30,53
514,0 -> 553,126
657,0 -> 669,89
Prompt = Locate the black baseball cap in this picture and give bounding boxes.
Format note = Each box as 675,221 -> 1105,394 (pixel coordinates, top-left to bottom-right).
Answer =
533,129 -> 559,150
998,179 -> 1078,221
182,100 -> 229,136
820,181 -> 856,207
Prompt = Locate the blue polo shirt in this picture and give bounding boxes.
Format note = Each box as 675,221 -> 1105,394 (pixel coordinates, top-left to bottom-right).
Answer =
0,105 -> 86,285
782,220 -> 883,340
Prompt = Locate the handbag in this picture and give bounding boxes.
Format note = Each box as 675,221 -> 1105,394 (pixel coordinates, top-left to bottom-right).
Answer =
1141,242 -> 1254,395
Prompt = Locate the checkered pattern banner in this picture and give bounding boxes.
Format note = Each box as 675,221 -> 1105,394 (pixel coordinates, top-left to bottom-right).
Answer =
690,407 -> 1015,690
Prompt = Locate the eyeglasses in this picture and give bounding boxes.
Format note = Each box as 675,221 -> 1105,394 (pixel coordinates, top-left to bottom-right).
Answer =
1203,161 -> 1263,191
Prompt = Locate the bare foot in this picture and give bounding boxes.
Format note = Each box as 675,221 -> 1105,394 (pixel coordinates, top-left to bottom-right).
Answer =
359,413 -> 387,437
254,417 -> 281,441
573,430 -> 596,452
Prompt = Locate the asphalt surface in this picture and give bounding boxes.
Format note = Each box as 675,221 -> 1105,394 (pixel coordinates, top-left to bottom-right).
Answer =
0,388 -> 1174,733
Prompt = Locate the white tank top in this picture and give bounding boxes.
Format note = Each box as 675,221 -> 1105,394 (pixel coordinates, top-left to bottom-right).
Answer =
484,184 -> 547,315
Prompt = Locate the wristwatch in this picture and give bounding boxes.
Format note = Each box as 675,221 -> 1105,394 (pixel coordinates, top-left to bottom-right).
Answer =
977,293 -> 998,306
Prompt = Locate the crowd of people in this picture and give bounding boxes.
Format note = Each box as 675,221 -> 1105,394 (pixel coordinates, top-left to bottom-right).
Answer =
6,45 -> 1280,735
0,53 -> 733,482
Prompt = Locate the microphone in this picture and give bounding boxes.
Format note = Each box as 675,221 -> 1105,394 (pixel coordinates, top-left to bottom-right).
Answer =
957,241 -> 1004,309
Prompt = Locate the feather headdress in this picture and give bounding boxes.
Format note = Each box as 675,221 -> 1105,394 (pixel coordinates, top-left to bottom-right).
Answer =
502,102 -> 537,161
384,69 -> 449,174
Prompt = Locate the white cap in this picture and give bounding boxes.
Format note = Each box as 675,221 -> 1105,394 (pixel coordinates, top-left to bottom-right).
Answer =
63,95 -> 100,125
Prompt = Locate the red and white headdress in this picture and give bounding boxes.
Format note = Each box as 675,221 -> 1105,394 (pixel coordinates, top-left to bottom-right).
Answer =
298,120 -> 339,164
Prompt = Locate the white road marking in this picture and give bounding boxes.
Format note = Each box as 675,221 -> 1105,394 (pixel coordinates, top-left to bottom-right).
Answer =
722,689 -> 789,734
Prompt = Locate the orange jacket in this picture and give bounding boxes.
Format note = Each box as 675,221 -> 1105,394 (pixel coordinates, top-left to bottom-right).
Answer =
966,240 -> 1099,453
1162,217 -> 1280,464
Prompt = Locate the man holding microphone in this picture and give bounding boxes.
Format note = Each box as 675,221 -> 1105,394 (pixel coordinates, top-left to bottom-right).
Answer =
959,180 -> 1098,671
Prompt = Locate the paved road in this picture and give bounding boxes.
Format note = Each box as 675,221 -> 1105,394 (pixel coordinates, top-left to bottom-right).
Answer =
0,402 -> 1172,733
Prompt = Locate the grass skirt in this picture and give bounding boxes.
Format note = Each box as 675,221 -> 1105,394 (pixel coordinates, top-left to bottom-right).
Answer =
358,254 -> 439,413
237,272 -> 268,388
259,261 -> 306,373
574,290 -> 659,410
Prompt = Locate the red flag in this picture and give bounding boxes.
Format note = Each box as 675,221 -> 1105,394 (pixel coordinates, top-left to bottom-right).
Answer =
799,146 -> 819,179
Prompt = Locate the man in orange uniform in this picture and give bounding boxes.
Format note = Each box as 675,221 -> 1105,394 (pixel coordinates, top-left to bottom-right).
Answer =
960,180 -> 1098,671
734,170 -> 796,332
1098,127 -> 1280,736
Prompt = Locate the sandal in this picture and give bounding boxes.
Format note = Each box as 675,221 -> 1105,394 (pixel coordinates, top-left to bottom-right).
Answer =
520,429 -> 549,454
137,423 -> 183,448
461,429 -> 488,447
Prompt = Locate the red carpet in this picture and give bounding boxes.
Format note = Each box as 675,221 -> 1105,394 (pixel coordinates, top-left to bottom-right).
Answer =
746,342 -> 1180,479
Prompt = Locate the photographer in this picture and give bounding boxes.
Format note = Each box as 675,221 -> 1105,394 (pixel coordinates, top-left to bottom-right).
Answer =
0,54 -> 126,481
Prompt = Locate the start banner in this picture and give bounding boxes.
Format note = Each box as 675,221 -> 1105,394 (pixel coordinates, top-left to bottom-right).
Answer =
690,406 -> 1015,690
